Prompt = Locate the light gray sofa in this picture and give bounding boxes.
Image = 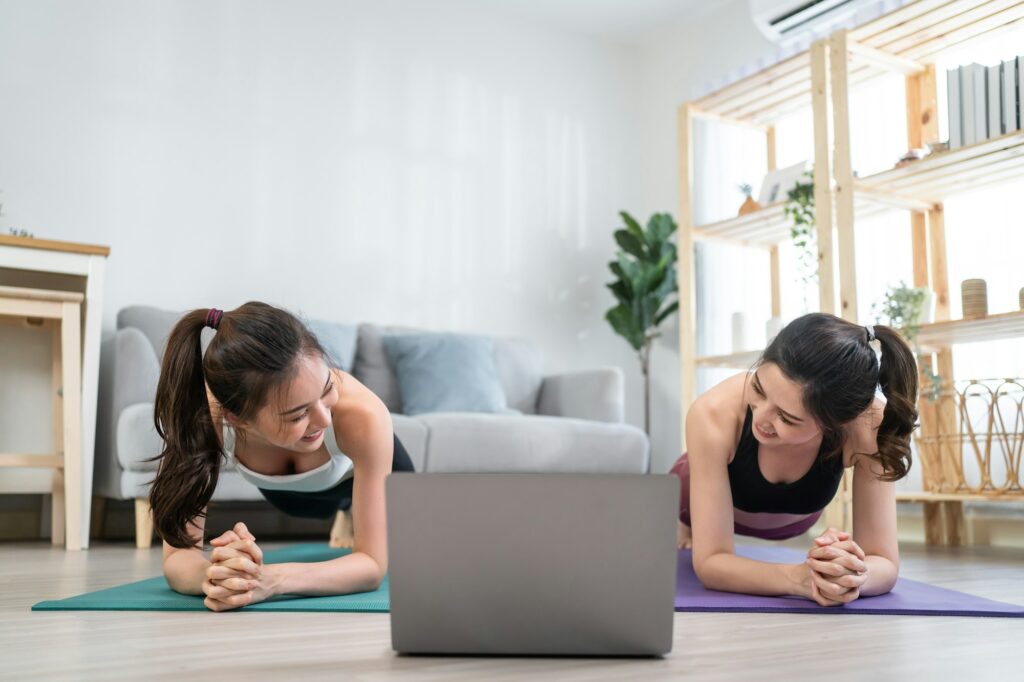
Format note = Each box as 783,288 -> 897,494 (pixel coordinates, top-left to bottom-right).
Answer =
94,306 -> 650,547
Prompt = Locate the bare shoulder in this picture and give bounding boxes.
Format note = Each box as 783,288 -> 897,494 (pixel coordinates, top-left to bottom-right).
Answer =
685,372 -> 747,462
330,369 -> 392,453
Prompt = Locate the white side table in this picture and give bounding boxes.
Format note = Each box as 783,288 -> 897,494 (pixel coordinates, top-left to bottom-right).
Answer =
0,235 -> 109,549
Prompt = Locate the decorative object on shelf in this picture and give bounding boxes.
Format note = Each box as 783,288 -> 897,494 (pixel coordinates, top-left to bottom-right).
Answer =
895,148 -> 928,167
926,141 -> 949,155
7,228 -> 35,238
731,312 -> 751,354
947,58 -> 1024,150
758,161 -> 810,206
914,378 -> 1024,495
782,169 -> 817,286
765,316 -> 785,344
605,211 -> 678,435
873,282 -> 941,400
737,184 -> 760,216
961,278 -> 988,319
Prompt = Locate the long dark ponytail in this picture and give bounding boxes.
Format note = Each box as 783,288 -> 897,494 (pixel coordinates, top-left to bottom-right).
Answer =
759,313 -> 918,481
150,302 -> 326,548
872,324 -> 919,481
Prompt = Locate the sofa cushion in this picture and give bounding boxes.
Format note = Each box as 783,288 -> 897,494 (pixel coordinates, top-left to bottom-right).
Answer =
353,324 -> 543,414
352,324 -> 412,412
117,402 -> 240,473
382,332 -> 509,416
304,318 -> 359,372
117,306 -> 182,358
493,338 -> 544,414
416,413 -> 650,474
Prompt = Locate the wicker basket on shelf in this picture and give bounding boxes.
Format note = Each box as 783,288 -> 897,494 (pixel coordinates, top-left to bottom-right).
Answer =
914,379 -> 1024,496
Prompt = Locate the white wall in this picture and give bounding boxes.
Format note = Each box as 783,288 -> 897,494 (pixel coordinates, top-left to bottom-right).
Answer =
0,0 -> 645,489
631,0 -> 779,473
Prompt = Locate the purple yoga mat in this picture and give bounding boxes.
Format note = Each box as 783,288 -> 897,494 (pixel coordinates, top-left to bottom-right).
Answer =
676,546 -> 1024,618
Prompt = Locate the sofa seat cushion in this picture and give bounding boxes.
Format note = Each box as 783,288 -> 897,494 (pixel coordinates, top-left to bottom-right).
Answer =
416,413 -> 649,474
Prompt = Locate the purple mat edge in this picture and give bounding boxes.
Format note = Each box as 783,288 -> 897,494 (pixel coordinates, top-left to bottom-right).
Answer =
675,546 -> 1024,618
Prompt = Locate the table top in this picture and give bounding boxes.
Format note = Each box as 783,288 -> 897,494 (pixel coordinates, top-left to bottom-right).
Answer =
0,235 -> 110,257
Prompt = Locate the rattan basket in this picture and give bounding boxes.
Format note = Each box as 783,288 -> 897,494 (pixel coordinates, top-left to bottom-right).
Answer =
914,379 -> 1024,495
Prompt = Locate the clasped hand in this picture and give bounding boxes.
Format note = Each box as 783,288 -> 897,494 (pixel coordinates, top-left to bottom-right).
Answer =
202,522 -> 270,612
803,527 -> 868,607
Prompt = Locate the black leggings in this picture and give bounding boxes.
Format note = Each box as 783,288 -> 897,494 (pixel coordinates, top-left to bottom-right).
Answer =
258,434 -> 415,519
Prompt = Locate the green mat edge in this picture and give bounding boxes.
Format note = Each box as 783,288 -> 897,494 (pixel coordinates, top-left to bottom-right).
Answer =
31,544 -> 390,613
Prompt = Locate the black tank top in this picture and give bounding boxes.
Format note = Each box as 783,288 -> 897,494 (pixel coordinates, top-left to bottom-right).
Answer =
727,408 -> 845,515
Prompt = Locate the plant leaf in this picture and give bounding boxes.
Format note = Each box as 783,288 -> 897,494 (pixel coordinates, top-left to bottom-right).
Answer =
606,304 -> 645,351
614,230 -> 646,260
620,211 -> 645,240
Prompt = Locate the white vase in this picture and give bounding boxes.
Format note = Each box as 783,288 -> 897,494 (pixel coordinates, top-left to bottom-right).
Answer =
765,316 -> 785,344
915,288 -> 935,325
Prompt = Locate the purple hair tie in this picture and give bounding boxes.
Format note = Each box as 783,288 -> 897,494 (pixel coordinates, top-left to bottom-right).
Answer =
205,308 -> 224,330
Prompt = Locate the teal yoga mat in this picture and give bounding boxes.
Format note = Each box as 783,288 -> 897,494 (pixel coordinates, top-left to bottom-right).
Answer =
32,544 -> 388,612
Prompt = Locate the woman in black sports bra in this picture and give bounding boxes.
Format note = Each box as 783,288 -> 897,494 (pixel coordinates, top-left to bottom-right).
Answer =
671,313 -> 919,606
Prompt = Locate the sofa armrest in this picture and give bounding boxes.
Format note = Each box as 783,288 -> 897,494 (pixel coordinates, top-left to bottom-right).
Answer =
114,327 -> 161,416
537,368 -> 624,423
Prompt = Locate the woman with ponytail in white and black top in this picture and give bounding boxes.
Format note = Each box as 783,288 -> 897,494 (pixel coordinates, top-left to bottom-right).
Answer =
150,302 -> 414,612
672,313 -> 919,606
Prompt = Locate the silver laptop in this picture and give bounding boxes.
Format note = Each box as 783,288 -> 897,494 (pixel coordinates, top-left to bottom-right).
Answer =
386,473 -> 679,657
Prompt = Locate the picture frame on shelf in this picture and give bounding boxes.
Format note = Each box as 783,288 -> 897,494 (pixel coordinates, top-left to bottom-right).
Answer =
757,161 -> 810,206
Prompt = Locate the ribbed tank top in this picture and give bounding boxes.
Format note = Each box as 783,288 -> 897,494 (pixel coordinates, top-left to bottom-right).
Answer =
727,408 -> 844,515
223,423 -> 353,492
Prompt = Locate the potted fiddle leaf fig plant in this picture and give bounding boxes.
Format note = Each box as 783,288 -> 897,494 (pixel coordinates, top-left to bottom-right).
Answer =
605,211 -> 678,435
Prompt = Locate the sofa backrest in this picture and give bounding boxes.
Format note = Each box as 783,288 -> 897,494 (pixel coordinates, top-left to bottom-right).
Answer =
352,324 -> 544,415
116,306 -> 359,372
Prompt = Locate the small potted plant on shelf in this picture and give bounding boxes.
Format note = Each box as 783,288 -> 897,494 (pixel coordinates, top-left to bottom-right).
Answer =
873,281 -> 941,400
737,184 -> 760,216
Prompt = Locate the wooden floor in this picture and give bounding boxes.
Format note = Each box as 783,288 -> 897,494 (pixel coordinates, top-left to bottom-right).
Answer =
2,538 -> 1023,681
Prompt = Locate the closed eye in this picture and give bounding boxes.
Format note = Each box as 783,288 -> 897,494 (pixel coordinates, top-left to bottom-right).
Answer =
287,381 -> 334,423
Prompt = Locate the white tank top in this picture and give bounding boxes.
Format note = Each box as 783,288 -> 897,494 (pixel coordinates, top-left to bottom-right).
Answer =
223,423 -> 354,493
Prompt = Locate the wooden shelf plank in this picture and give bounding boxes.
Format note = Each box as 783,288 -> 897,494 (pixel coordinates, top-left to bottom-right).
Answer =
692,203 -> 790,247
857,130 -> 1024,204
695,350 -> 762,369
697,0 -> 1024,125
917,310 -> 1024,350
897,490 -> 1024,502
0,235 -> 110,257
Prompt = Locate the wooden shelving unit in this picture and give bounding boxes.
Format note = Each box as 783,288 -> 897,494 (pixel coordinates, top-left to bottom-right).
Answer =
916,310 -> 1024,349
677,0 -> 1024,540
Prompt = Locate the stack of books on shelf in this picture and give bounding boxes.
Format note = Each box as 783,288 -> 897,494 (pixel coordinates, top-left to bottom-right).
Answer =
947,58 -> 1022,149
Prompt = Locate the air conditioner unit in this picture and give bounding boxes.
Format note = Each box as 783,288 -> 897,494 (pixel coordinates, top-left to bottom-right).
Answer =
750,0 -> 878,45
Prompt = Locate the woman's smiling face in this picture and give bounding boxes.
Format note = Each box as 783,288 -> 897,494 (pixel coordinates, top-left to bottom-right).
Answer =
746,363 -> 822,447
246,355 -> 339,451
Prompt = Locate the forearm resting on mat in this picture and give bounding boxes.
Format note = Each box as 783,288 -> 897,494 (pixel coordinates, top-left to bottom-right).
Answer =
861,554 -> 898,597
162,548 -> 211,595
694,552 -> 805,597
265,551 -> 384,597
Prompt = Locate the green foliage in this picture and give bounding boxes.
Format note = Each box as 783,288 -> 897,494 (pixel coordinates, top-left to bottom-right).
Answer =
873,281 -> 942,401
605,212 -> 679,353
784,170 -> 817,285
873,281 -> 927,341
738,183 -> 753,197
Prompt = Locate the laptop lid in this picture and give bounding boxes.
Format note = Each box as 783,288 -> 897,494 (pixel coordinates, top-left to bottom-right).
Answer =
387,473 -> 679,656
